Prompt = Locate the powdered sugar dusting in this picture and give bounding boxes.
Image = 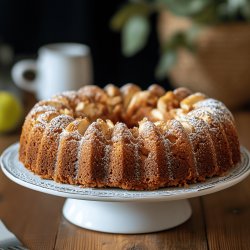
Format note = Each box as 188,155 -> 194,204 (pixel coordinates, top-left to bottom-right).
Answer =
194,98 -> 234,122
55,90 -> 78,100
111,123 -> 133,142
60,130 -> 82,141
29,105 -> 57,117
185,116 -> 217,178
103,143 -> 111,179
84,122 -> 104,140
48,115 -> 74,131
188,109 -> 212,123
138,120 -> 158,137
58,130 -> 83,180
75,137 -> 85,180
161,135 -> 174,180
179,119 -> 198,176
36,111 -> 58,124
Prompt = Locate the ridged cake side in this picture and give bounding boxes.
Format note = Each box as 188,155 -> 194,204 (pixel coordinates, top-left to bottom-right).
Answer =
19,84 -> 241,190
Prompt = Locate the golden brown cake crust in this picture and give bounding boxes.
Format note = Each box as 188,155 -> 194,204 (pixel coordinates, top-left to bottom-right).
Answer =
19,84 -> 241,190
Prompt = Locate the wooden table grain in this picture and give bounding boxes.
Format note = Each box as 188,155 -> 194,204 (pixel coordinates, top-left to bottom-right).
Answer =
0,106 -> 250,250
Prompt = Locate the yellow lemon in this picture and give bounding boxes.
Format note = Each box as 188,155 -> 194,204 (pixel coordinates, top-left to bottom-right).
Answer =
0,91 -> 24,133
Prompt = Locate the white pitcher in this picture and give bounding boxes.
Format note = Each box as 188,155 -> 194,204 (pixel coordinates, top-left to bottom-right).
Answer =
11,43 -> 93,100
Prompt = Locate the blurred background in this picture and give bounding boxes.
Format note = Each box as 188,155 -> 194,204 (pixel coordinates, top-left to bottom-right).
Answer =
0,0 -> 250,133
0,0 -> 161,87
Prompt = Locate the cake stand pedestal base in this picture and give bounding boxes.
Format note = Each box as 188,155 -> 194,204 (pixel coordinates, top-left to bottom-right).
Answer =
62,198 -> 192,234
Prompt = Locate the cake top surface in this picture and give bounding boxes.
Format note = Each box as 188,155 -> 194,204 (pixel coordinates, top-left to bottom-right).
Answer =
26,84 -> 233,139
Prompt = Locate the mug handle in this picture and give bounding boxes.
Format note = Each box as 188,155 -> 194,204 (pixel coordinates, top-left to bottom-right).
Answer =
11,59 -> 37,93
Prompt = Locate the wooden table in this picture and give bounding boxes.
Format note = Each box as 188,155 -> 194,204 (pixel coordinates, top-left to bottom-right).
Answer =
1,103 -> 250,249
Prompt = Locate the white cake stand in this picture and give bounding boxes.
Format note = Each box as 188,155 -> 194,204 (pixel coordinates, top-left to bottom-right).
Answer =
1,143 -> 250,234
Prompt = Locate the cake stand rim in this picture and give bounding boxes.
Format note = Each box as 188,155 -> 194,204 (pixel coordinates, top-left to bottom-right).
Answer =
1,142 -> 250,202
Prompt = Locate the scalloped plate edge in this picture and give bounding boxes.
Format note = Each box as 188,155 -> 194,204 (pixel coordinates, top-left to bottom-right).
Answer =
1,142 -> 250,202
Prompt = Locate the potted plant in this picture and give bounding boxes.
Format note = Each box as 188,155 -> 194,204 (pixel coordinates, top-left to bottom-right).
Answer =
111,0 -> 250,108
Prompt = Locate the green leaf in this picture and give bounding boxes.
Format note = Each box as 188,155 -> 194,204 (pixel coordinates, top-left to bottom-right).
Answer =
161,31 -> 190,52
170,32 -> 186,48
241,2 -> 250,20
191,4 -> 218,24
155,50 -> 177,79
156,29 -> 199,79
185,25 -> 202,50
122,15 -> 151,57
110,3 -> 151,31
159,0 -> 211,16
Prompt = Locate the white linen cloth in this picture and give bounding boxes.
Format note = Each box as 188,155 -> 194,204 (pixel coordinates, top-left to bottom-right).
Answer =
0,220 -> 22,248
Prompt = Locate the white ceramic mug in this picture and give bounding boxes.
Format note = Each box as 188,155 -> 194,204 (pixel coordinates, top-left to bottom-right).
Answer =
11,43 -> 93,100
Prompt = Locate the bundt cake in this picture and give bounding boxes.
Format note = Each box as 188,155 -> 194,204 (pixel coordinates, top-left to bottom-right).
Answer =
19,84 -> 241,190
